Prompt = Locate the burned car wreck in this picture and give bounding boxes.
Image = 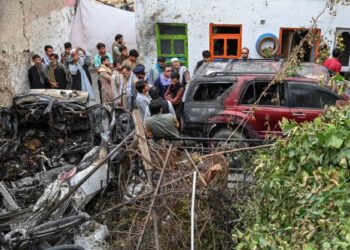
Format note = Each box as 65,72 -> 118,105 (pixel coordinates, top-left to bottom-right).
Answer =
0,89 -> 134,249
0,89 -> 244,250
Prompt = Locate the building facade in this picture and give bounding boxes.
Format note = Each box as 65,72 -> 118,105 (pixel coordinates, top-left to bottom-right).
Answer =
135,0 -> 350,74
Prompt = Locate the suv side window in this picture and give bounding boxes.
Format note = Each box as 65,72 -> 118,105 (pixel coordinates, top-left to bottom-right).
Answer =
192,82 -> 233,101
241,81 -> 285,106
290,83 -> 340,109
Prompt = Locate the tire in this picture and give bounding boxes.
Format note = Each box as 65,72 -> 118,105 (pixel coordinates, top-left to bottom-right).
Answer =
46,245 -> 84,250
212,128 -> 250,171
211,128 -> 248,148
256,33 -> 280,58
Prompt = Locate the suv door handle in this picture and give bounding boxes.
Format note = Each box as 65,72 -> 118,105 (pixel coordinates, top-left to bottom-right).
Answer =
242,110 -> 254,114
292,112 -> 306,117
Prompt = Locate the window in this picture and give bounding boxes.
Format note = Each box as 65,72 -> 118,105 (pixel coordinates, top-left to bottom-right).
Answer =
210,24 -> 242,60
156,23 -> 188,67
241,81 -> 285,106
279,28 -> 320,62
192,83 -> 233,101
290,84 -> 339,109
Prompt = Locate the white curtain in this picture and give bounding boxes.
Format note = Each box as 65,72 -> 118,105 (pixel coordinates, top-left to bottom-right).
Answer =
70,0 -> 137,56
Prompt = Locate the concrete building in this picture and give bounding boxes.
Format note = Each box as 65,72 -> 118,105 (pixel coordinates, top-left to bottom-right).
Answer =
0,0 -> 76,106
135,0 -> 350,74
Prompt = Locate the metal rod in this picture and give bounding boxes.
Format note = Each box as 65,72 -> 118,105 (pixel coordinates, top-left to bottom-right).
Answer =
191,171 -> 197,250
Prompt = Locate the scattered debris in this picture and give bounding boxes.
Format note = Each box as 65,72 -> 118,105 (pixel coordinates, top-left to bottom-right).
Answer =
0,90 -> 253,249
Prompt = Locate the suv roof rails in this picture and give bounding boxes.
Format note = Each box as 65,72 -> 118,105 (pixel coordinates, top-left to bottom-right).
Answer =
228,58 -> 283,63
206,71 -> 275,77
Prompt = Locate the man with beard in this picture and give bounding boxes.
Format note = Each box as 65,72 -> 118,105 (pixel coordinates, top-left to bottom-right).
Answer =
154,64 -> 172,97
98,55 -> 114,103
171,58 -> 191,86
119,65 -> 138,110
165,71 -> 185,125
112,34 -> 125,62
194,50 -> 211,74
69,49 -> 96,101
28,54 -> 50,89
61,42 -> 73,68
149,56 -> 166,85
122,49 -> 139,71
42,45 -> 54,69
93,43 -> 113,69
46,53 -> 70,89
111,58 -> 123,105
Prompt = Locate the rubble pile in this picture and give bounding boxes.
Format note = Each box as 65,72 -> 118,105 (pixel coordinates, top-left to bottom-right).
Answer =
106,142 -> 240,250
0,90 -> 248,249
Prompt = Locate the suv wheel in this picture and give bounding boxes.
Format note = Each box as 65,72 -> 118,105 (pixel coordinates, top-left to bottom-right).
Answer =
211,128 -> 248,149
211,128 -> 250,173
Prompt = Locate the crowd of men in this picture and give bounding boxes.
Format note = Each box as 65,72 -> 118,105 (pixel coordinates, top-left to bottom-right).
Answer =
27,34 -> 222,140
27,34 -> 343,140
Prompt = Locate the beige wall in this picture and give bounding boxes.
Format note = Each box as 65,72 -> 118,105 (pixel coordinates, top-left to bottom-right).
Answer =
0,0 -> 76,106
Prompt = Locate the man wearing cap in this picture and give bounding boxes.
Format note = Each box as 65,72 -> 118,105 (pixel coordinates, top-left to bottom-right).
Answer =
171,58 -> 191,86
133,64 -> 148,82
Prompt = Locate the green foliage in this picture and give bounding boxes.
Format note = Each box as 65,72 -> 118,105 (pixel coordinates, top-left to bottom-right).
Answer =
335,33 -> 346,52
327,74 -> 350,95
233,106 -> 350,249
262,47 -> 274,59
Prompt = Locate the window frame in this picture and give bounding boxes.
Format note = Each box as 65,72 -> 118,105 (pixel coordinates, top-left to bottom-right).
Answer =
190,81 -> 234,102
287,82 -> 340,109
156,23 -> 188,67
209,24 -> 242,60
336,28 -> 350,72
279,27 -> 321,62
239,81 -> 286,107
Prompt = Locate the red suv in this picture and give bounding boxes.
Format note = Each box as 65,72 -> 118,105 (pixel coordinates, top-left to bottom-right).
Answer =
182,60 -> 347,140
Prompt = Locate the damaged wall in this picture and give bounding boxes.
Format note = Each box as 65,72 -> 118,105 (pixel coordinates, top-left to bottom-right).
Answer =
0,0 -> 76,107
135,0 -> 350,73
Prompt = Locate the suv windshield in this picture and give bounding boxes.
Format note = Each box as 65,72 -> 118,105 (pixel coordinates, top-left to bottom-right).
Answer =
297,63 -> 330,82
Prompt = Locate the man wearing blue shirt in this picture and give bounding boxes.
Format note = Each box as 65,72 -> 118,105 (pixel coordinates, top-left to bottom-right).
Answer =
93,43 -> 113,69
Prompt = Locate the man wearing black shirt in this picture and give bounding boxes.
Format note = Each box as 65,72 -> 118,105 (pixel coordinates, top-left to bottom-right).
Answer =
46,53 -> 69,89
193,50 -> 211,75
28,54 -> 50,89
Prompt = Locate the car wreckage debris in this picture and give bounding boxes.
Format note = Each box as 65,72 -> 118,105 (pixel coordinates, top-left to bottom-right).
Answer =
0,90 -> 255,249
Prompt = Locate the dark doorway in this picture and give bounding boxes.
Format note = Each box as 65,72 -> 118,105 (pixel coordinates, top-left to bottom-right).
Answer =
280,28 -> 320,62
339,31 -> 350,67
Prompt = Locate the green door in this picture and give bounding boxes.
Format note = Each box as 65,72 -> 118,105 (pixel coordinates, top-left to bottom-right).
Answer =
156,23 -> 188,68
